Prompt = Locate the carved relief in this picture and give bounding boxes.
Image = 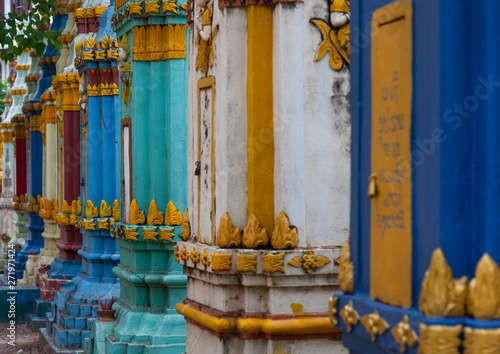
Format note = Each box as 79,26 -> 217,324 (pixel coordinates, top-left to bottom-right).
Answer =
190,246 -> 200,265
242,213 -> 268,249
195,0 -> 218,76
391,316 -> 418,353
143,227 -> 159,241
262,252 -> 285,273
337,238 -> 354,293
463,327 -> 500,354
118,34 -> 132,105
418,324 -> 461,354
125,227 -> 139,241
271,211 -> 298,249
165,201 -> 183,226
200,248 -> 211,270
419,248 -> 468,317
147,200 -> 164,225
179,208 -> 191,240
100,200 -> 112,217
216,212 -> 241,248
236,253 -> 257,273
360,310 -> 389,342
288,251 -> 331,274
339,300 -> 358,333
85,200 -> 99,218
310,0 -> 350,70
129,199 -> 145,225
328,296 -> 338,326
211,253 -> 232,272
113,200 -> 120,222
159,227 -> 175,242
467,253 -> 500,320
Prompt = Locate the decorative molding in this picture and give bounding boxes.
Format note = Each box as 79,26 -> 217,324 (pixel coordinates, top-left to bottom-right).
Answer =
159,227 -> 175,242
195,0 -> 217,76
180,244 -> 190,262
200,248 -> 211,270
288,251 -> 331,274
337,238 -> 354,293
113,200 -> 120,222
147,200 -> 164,225
310,0 -> 350,71
165,201 -> 183,226
211,253 -> 232,272
339,300 -> 359,333
190,246 -> 200,265
218,0 -> 300,7
262,252 -> 285,273
391,316 -> 417,353
467,253 -> 500,320
419,248 -> 468,317
360,310 -> 389,342
145,0 -> 160,15
242,213 -> 268,248
97,218 -> 110,230
418,324 -> 462,354
271,211 -> 298,249
328,296 -> 338,326
174,245 -> 180,262
85,200 -> 99,218
463,327 -> 500,353
236,253 -> 257,273
143,226 -> 159,241
132,25 -> 187,61
129,199 -> 145,225
100,200 -> 112,217
83,218 -> 96,230
125,227 -> 139,241
216,212 -> 241,248
180,208 -> 191,240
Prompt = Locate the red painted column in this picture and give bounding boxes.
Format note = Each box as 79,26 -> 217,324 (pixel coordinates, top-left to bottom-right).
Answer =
14,120 -> 27,196
56,74 -> 82,261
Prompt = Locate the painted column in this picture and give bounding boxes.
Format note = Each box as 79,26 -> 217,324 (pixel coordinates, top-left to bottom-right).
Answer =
0,61 -> 15,271
87,2 -> 189,352
176,0 -> 350,353
39,4 -> 120,352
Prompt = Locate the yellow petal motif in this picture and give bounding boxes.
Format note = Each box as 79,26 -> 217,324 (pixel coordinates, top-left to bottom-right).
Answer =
129,199 -> 145,225
165,201 -> 183,226
147,200 -> 164,225
216,212 -> 241,248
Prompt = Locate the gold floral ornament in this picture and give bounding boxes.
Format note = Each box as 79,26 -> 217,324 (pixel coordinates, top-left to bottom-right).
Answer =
242,213 -> 268,249
83,219 -> 96,230
391,316 -> 417,353
271,211 -> 298,249
70,200 -> 78,225
419,248 -> 468,317
310,0 -> 350,71
360,310 -> 389,342
236,253 -> 257,273
128,1 -> 143,15
143,227 -> 159,241
159,227 -> 175,242
179,208 -> 191,241
129,199 -> 145,225
288,251 -> 331,274
339,300 -> 359,333
211,253 -> 232,272
162,0 -> 177,14
337,238 -> 354,293
98,218 -> 110,230
262,252 -> 285,273
113,200 -> 120,222
165,201 -> 183,226
76,197 -> 82,216
467,253 -> 500,320
180,244 -> 190,262
125,227 -> 139,241
147,200 -> 164,225
85,199 -> 99,218
200,248 -> 211,270
144,0 -> 160,14
190,246 -> 200,265
100,200 -> 112,217
463,327 -> 500,353
216,212 -> 241,248
418,324 -> 462,354
118,34 -> 132,106
174,245 -> 180,262
328,296 -> 338,326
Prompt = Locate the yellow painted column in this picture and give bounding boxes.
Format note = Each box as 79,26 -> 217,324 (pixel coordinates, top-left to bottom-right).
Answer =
247,5 -> 274,233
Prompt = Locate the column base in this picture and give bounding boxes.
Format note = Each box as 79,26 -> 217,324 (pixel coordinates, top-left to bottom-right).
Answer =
41,272 -> 120,352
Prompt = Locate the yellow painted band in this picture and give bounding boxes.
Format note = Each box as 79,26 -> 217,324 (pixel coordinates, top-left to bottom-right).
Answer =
176,303 -> 340,336
246,5 -> 274,233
